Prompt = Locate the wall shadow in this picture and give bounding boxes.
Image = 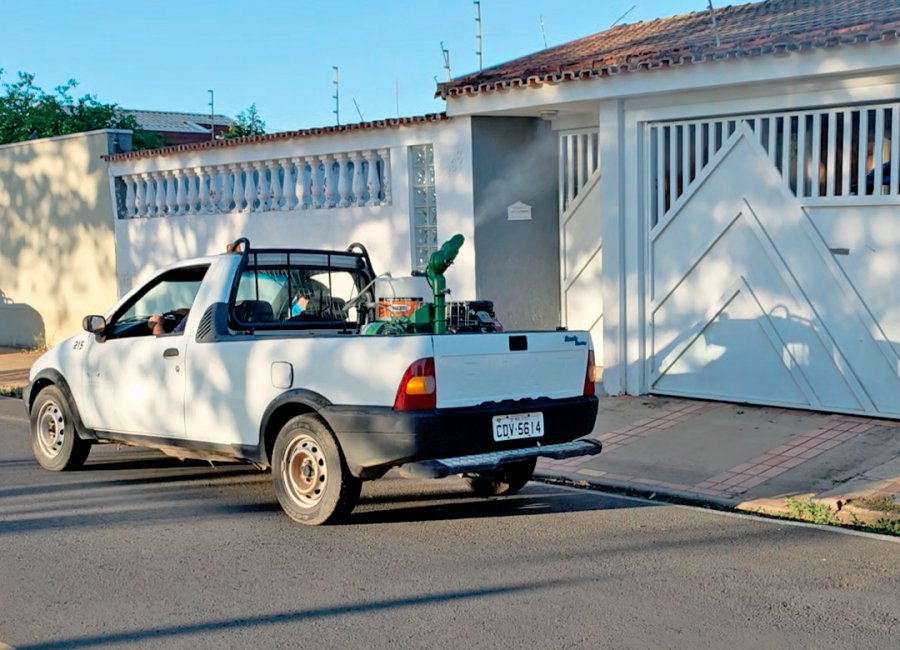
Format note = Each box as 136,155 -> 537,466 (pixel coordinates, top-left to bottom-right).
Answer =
0,132 -> 119,346
652,305 -> 900,414
0,287 -> 45,347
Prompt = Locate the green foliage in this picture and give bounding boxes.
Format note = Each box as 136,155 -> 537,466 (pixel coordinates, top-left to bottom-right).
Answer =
777,496 -> 899,536
116,113 -> 167,150
0,69 -> 161,150
870,517 -> 900,535
0,385 -> 23,399
850,511 -> 900,536
784,496 -> 836,525
223,103 -> 266,139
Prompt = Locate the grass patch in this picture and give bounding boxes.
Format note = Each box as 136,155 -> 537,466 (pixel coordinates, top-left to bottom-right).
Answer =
852,496 -> 900,514
778,496 -> 899,536
849,512 -> 900,536
869,517 -> 900,535
871,517 -> 900,536
0,385 -> 23,399
784,496 -> 836,525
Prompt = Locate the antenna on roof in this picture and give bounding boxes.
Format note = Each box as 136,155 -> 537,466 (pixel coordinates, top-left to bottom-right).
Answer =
396,81 -> 400,118
353,98 -> 365,122
707,0 -> 722,47
611,5 -> 635,28
474,1 -> 483,71
540,15 -> 548,48
332,66 -> 340,126
440,41 -> 451,81
207,89 -> 215,141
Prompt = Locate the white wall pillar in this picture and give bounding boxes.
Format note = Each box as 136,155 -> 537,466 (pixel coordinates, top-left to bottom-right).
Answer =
433,118 -> 476,300
598,99 -> 627,395
624,108 -> 647,395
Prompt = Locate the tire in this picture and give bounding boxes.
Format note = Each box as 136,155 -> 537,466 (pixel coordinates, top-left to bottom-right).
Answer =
30,385 -> 91,471
466,457 -> 537,497
271,413 -> 361,525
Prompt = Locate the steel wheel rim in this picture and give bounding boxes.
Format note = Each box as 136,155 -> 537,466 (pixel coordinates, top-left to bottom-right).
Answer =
282,434 -> 327,507
36,400 -> 66,458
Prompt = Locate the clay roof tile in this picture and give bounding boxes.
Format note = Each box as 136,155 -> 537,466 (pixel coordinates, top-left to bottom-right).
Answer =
437,0 -> 900,98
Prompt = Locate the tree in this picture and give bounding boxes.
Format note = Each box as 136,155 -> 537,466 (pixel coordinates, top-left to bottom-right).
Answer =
223,103 -> 266,139
0,69 -> 163,150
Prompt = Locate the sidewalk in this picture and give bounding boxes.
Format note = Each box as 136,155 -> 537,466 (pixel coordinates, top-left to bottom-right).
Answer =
537,395 -> 900,533
0,347 -> 41,390
1,347 -> 897,532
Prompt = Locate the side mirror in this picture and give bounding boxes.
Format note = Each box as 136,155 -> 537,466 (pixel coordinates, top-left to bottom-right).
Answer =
82,315 -> 107,334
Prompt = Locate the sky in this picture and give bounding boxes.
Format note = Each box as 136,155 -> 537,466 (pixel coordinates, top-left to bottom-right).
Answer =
2,0 -> 705,133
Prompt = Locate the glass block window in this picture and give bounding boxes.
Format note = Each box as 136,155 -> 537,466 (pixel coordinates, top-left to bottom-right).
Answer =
409,144 -> 438,271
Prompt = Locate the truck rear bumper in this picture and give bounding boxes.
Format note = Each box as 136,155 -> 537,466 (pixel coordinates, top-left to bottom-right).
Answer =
401,439 -> 602,479
321,395 -> 598,478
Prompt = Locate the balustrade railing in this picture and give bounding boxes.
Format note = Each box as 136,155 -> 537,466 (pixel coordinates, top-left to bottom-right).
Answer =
116,148 -> 391,219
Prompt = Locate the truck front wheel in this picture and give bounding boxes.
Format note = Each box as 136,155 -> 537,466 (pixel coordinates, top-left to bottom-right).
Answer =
465,457 -> 537,497
272,414 -> 361,525
30,385 -> 91,471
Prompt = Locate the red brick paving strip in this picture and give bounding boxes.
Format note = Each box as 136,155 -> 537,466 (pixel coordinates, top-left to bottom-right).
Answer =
696,415 -> 880,496
537,399 -> 719,472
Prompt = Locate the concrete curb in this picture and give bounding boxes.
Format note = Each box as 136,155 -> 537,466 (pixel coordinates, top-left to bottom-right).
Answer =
535,471 -> 899,535
535,470 -> 738,510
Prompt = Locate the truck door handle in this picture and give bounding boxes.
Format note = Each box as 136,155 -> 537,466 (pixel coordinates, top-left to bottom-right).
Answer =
163,348 -> 180,359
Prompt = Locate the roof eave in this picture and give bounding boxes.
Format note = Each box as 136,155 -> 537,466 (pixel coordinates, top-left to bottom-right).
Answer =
104,113 -> 450,162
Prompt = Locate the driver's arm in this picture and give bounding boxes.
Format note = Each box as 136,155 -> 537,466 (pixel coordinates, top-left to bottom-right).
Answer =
148,314 -> 165,336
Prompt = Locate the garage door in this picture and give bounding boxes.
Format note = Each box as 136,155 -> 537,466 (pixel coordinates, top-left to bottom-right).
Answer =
648,121 -> 900,417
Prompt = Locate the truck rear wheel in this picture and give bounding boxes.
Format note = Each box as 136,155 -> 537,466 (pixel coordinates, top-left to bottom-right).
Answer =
30,385 -> 91,471
272,414 -> 361,525
465,457 -> 537,497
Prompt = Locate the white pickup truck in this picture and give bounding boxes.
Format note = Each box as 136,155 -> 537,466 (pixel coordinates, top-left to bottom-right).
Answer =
25,239 -> 600,524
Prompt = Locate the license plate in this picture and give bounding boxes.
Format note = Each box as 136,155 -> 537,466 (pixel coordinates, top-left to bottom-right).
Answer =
492,412 -> 544,442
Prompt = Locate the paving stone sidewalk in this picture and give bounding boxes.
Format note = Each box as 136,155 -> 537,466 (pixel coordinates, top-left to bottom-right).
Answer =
537,395 -> 900,531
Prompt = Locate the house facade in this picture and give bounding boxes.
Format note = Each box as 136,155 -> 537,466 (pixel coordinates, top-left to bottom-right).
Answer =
439,0 -> 900,417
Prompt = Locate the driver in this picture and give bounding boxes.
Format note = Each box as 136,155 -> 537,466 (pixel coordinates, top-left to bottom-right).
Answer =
290,289 -> 312,317
148,310 -> 189,335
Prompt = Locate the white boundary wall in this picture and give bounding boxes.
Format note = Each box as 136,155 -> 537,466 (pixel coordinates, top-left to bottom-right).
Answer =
0,130 -> 122,346
108,119 -> 476,299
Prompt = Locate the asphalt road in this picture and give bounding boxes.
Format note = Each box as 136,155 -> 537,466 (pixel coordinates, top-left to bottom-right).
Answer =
1,397 -> 898,650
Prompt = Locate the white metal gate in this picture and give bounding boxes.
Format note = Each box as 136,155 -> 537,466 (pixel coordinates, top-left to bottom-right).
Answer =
646,113 -> 900,417
559,128 -> 603,362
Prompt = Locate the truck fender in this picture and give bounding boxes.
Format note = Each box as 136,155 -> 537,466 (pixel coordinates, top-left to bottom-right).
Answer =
257,389 -> 334,465
25,369 -> 99,441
